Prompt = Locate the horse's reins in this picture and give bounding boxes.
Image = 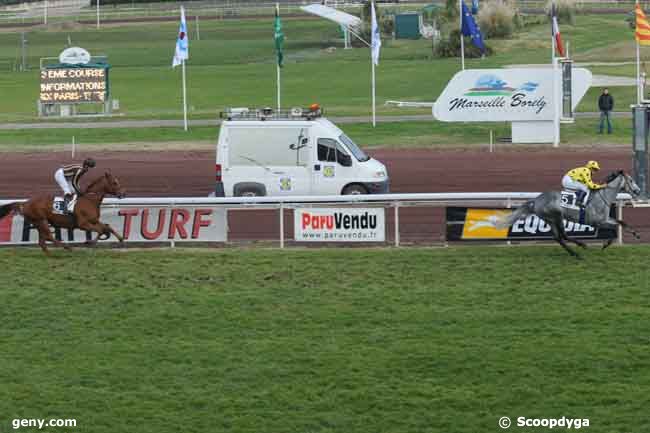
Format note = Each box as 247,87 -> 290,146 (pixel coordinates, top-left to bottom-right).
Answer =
594,174 -> 626,206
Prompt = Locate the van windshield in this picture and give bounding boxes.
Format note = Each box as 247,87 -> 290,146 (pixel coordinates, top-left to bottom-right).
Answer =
339,134 -> 370,162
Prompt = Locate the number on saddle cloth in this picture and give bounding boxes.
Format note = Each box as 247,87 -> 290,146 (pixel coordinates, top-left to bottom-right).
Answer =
560,190 -> 579,209
52,195 -> 77,214
52,198 -> 65,214
560,190 -> 587,225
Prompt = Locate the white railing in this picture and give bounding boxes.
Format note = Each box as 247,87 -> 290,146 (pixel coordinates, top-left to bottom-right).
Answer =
0,192 -> 635,247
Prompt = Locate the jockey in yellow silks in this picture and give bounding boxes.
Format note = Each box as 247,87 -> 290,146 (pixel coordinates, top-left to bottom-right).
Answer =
561,160 -> 606,207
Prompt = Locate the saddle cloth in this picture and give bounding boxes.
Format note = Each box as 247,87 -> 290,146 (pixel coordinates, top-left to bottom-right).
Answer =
560,190 -> 587,224
52,195 -> 77,215
560,190 -> 579,210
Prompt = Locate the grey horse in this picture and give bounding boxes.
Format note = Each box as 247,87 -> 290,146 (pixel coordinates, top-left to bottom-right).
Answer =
497,171 -> 641,258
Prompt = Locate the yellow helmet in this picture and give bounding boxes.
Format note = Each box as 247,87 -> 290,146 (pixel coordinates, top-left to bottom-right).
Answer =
586,160 -> 601,171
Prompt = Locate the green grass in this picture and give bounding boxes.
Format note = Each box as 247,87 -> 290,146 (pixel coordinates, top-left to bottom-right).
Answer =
0,118 -> 634,151
0,14 -> 637,121
0,125 -> 218,150
0,13 -> 644,149
0,246 -> 648,433
579,86 -> 636,113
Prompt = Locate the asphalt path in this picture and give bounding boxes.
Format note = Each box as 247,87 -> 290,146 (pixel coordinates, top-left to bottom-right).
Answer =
0,112 -> 630,130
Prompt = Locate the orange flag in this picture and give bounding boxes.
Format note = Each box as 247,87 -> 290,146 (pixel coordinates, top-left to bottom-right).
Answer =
636,3 -> 650,45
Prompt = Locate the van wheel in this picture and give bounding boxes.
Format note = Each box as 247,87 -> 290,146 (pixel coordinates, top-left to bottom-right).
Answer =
342,184 -> 368,195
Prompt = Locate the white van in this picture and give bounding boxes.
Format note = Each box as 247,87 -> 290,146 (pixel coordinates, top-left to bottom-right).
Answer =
214,106 -> 389,197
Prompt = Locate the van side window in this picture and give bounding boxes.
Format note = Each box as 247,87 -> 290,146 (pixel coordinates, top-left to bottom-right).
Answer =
318,138 -> 352,167
318,138 -> 337,162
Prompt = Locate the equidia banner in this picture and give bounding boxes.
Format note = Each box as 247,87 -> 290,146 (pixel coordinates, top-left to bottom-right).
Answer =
294,208 -> 385,242
433,68 -> 591,122
446,207 -> 616,241
0,206 -> 227,245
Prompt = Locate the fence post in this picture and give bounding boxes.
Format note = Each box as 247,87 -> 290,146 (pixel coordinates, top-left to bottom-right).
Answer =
170,203 -> 175,248
617,200 -> 624,246
280,202 -> 285,249
506,196 -> 512,246
394,203 -> 400,247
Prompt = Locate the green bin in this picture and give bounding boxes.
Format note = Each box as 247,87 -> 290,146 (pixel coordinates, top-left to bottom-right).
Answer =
395,13 -> 420,39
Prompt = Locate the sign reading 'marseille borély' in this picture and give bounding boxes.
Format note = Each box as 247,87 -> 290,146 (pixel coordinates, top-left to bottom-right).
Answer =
433,68 -> 591,122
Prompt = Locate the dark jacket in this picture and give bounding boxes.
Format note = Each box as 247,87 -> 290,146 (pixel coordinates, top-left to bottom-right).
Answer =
598,93 -> 614,112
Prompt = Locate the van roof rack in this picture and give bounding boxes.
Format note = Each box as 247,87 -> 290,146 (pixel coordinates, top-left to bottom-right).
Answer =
220,106 -> 323,121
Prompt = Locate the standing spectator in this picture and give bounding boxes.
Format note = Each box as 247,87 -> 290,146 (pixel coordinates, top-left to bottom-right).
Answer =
598,88 -> 614,134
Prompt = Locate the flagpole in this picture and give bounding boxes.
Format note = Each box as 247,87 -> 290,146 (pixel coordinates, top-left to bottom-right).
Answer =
553,56 -> 560,147
551,3 -> 555,63
638,41 -> 642,104
276,2 -> 282,111
277,63 -> 281,111
459,0 -> 465,70
551,4 -> 559,147
637,1 -> 641,104
182,59 -> 188,131
637,2 -> 642,104
372,54 -> 376,127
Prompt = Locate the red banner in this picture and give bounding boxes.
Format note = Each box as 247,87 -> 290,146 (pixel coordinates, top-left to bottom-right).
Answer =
0,214 -> 12,242
0,206 -> 226,244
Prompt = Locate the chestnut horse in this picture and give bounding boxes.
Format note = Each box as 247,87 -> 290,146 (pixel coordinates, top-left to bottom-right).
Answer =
0,171 -> 126,254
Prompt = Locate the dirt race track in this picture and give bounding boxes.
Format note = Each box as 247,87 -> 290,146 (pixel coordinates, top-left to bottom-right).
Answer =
1,146 -> 648,244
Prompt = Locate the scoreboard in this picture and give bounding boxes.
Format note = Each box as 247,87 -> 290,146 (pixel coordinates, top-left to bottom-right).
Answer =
39,67 -> 108,104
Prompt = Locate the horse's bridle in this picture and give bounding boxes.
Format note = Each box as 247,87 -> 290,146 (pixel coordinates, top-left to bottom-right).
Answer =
595,173 -> 634,205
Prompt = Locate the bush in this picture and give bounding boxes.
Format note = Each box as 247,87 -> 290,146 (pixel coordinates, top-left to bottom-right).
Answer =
545,0 -> 577,25
477,0 -> 517,39
435,29 -> 492,58
445,0 -> 459,19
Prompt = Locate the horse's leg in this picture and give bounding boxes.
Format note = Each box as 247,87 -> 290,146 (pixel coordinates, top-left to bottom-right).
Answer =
616,219 -> 641,240
37,220 -> 71,251
77,221 -> 123,245
598,220 -> 620,250
556,219 -> 587,249
564,232 -> 587,249
36,224 -> 50,255
104,224 -> 125,243
602,238 -> 615,250
550,218 -> 580,259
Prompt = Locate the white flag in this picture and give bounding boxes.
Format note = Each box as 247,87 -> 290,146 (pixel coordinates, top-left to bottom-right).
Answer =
172,6 -> 189,67
371,1 -> 381,66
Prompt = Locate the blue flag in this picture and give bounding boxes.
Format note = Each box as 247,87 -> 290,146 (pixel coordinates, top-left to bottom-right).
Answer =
461,1 -> 486,54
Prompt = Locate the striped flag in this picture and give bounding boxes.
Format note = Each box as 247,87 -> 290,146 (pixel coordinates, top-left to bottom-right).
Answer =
636,3 -> 650,46
551,4 -> 564,57
172,6 -> 189,67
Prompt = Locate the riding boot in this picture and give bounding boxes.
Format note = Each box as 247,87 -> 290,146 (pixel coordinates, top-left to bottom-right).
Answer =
63,194 -> 73,215
574,191 -> 585,209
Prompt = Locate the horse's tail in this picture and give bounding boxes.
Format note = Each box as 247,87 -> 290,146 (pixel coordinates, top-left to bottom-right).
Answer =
0,202 -> 20,220
495,200 -> 535,229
